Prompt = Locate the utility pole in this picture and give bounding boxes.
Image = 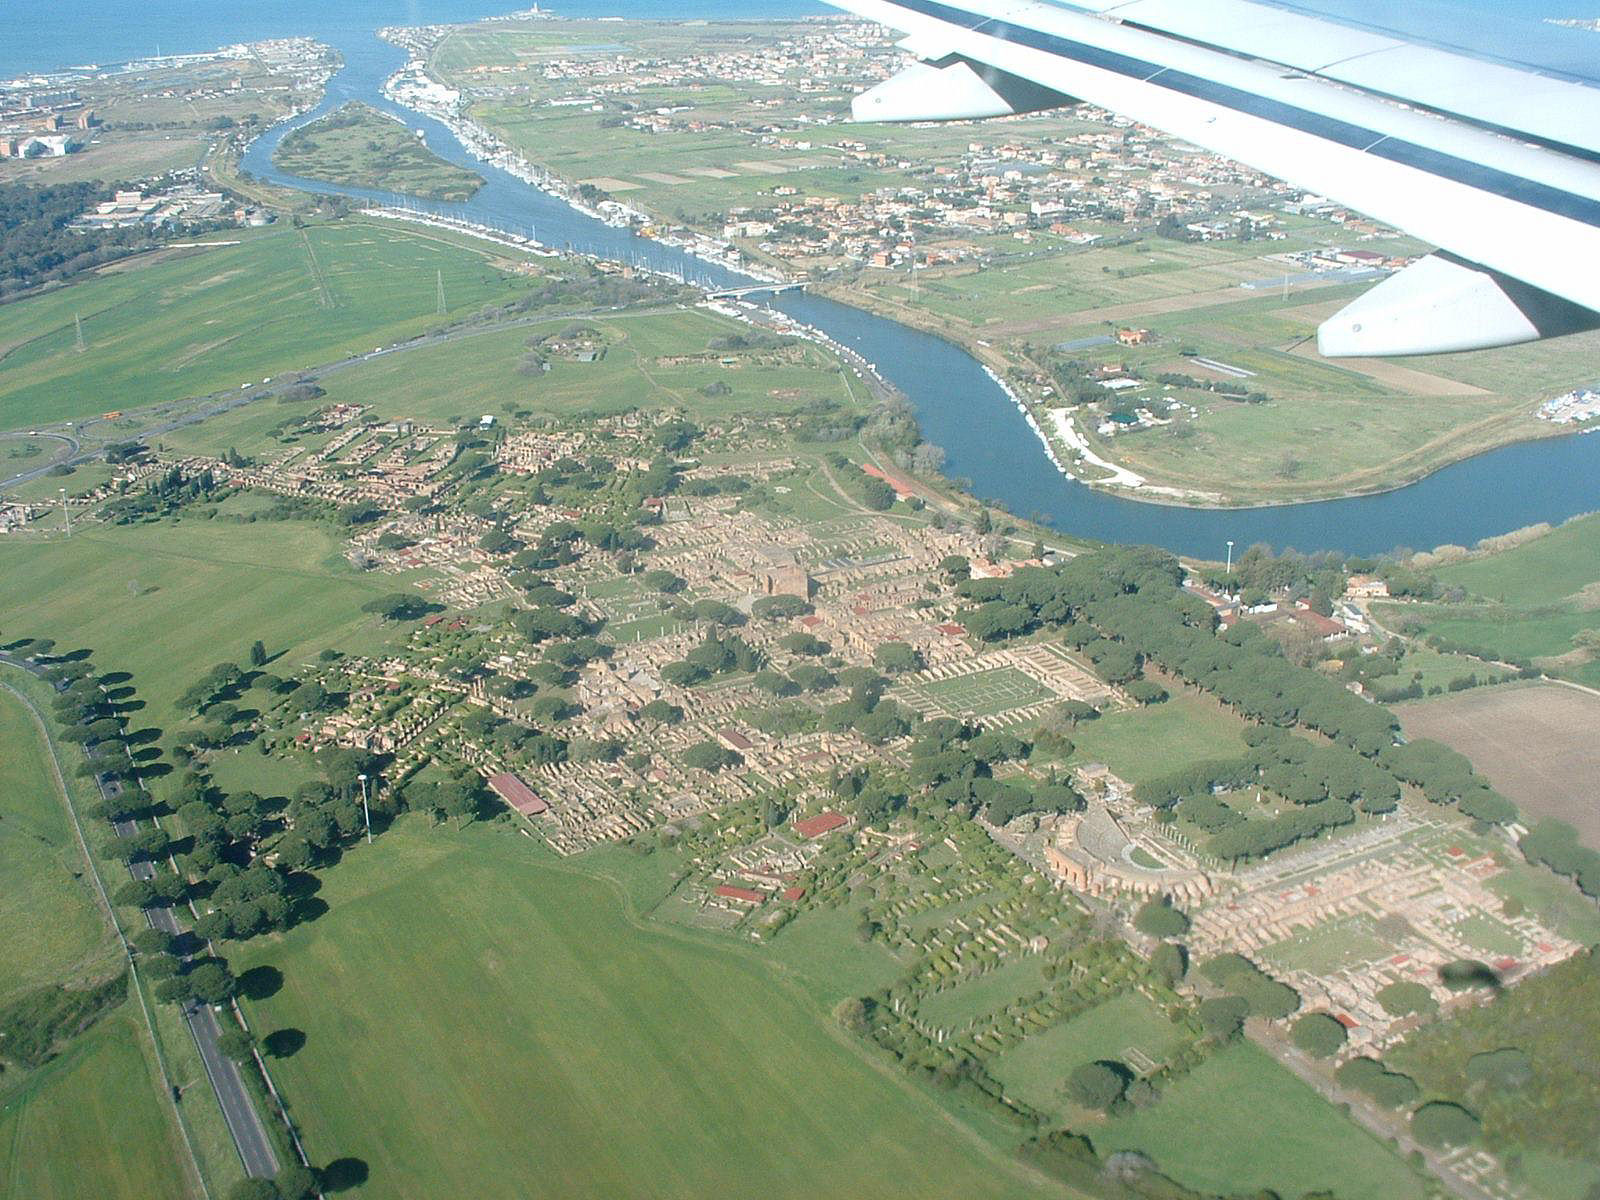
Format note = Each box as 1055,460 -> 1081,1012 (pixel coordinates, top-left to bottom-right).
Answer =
74,313 -> 87,352
358,774 -> 372,844
1225,539 -> 1234,574
60,488 -> 70,537
435,269 -> 446,315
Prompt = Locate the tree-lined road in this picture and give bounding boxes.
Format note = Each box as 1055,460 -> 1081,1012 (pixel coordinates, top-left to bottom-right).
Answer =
0,650 -> 279,1183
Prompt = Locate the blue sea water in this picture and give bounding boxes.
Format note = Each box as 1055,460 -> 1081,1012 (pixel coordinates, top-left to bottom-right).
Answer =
4,0 -> 1595,81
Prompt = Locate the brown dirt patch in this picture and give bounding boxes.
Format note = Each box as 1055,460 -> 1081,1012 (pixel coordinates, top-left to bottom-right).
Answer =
1399,683 -> 1600,847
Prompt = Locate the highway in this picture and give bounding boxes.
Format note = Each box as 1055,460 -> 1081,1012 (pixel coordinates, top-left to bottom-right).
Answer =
0,651 -> 279,1182
0,430 -> 80,490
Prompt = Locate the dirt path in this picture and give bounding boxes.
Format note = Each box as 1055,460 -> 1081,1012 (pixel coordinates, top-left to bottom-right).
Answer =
1284,342 -> 1490,396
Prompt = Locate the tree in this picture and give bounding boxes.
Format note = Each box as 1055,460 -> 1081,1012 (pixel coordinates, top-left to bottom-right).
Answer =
438,778 -> 481,830
218,1029 -> 256,1063
1133,896 -> 1190,939
1067,1060 -> 1128,1110
249,640 -> 268,667
1057,700 -> 1099,727
639,699 -> 683,725
1376,980 -> 1437,1018
642,569 -> 685,594
752,594 -> 812,621
779,632 -> 828,657
683,742 -> 741,772
1125,679 -> 1168,706
115,880 -> 157,909
274,1165 -> 318,1200
873,642 -> 924,675
858,476 -> 896,510
155,977 -> 193,1005
1150,941 -> 1187,987
361,592 -> 430,622
1291,1012 -> 1347,1058
1198,996 -> 1248,1042
186,962 -> 236,1006
1336,1057 -> 1420,1109
1411,1101 -> 1481,1149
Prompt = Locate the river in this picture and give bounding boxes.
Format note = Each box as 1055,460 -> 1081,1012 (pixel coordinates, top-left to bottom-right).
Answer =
15,1 -> 1600,557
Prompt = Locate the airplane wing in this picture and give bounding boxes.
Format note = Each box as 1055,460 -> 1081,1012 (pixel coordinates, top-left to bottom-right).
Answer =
824,0 -> 1600,356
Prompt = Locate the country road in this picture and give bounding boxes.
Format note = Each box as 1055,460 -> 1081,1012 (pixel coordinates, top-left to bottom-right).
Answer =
0,651 -> 280,1183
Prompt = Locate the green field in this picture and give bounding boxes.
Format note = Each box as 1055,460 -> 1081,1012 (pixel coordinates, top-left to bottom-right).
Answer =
1260,914 -> 1390,976
763,904 -> 906,1007
989,992 -> 1190,1116
274,102 -> 485,201
232,821 -> 1061,1199
1098,1041 -> 1427,1199
153,305 -> 858,440
1068,692 -> 1250,784
899,666 -> 1057,720
915,957 -> 1051,1029
1378,517 -> 1600,685
0,520 -> 398,739
0,1012 -> 191,1200
0,684 -> 118,1001
0,221 -> 527,430
1436,513 -> 1600,605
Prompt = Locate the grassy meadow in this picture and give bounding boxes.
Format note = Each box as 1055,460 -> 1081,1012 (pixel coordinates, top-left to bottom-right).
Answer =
0,685 -> 119,1001
0,1012 -> 192,1200
0,220 -> 528,431
273,102 -> 485,202
208,305 -> 860,433
1378,514 -> 1600,686
232,820 -> 1062,1200
1096,1041 -> 1427,1199
0,519 -> 399,737
1065,691 -> 1250,784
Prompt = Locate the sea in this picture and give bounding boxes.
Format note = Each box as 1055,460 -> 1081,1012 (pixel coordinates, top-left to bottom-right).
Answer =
5,0 -> 1598,82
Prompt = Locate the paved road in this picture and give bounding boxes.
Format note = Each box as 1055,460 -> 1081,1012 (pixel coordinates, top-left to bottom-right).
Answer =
1,651 -> 279,1181
110,788 -> 281,1180
0,430 -> 80,489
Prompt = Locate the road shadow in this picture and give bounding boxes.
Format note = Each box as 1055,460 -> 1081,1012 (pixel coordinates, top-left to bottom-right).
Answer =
320,1159 -> 369,1192
263,1028 -> 306,1059
236,965 -> 284,1001
1439,959 -> 1502,992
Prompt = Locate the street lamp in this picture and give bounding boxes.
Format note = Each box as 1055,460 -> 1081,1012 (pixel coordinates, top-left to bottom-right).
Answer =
357,773 -> 372,844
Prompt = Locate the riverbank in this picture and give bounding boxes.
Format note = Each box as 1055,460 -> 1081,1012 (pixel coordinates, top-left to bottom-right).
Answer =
816,275 -> 1586,510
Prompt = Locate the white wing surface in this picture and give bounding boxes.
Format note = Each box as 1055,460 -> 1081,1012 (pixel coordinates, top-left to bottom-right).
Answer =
827,0 -> 1600,355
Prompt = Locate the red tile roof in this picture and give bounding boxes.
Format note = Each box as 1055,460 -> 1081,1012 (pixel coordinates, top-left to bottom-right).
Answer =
714,884 -> 764,904
487,771 -> 547,816
793,811 -> 848,839
781,886 -> 806,902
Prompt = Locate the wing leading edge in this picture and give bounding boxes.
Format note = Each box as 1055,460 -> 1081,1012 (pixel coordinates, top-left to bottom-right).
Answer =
827,0 -> 1600,356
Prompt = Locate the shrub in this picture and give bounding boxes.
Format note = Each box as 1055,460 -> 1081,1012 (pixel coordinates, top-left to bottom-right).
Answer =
1411,1101 -> 1481,1148
1067,1060 -> 1128,1110
1291,1012 -> 1348,1058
